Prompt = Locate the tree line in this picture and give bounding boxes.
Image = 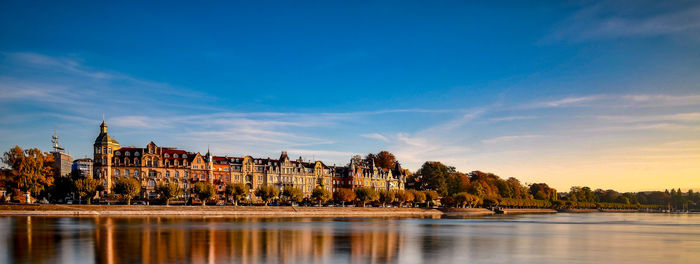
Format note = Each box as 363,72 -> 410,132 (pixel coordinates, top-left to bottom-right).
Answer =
1,146 -> 696,210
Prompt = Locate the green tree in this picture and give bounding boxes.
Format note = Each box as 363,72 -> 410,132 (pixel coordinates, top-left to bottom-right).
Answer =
282,186 -> 304,205
424,190 -> 440,208
255,185 -> 279,205
379,190 -> 395,207
193,182 -> 217,206
74,177 -> 100,204
354,187 -> 379,207
113,177 -> 141,205
225,183 -> 249,206
2,146 -> 55,201
312,187 -> 332,206
156,182 -> 181,205
333,188 -> 356,207
414,161 -> 452,196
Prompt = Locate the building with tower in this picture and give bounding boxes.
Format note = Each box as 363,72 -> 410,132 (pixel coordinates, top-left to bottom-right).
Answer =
92,120 -> 404,202
51,129 -> 73,177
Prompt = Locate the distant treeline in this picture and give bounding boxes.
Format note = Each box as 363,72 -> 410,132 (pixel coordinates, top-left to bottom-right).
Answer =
408,161 -> 696,210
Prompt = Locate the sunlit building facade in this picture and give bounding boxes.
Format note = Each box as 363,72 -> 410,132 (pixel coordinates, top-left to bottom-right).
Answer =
92,121 -> 404,201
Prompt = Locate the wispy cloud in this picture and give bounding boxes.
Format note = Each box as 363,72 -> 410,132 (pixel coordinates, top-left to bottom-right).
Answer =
545,1 -> 700,42
482,135 -> 543,145
361,133 -> 390,142
531,95 -> 603,108
488,116 -> 538,122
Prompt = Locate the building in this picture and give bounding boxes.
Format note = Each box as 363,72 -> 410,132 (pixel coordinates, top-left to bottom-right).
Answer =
330,158 -> 406,193
92,121 -> 398,201
51,130 -> 73,177
72,158 -> 93,178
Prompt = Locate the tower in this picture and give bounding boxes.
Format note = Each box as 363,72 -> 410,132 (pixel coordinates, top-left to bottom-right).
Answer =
94,120 -> 120,193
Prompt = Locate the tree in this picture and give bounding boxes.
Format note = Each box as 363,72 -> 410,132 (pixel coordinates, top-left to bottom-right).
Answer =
348,155 -> 363,166
530,183 -> 557,201
312,187 -> 332,206
255,185 -> 279,205
410,190 -> 426,207
194,182 -> 217,206
414,161 -> 452,195
114,178 -> 141,205
379,190 -> 395,207
363,151 -> 397,169
354,187 -> 378,207
2,146 -> 55,201
395,190 -> 415,207
225,183 -> 250,206
74,177 -> 100,204
446,172 -> 470,196
156,182 -> 181,205
282,186 -> 304,205
333,188 -> 356,207
50,176 -> 75,202
424,190 -> 439,208
454,192 -> 480,208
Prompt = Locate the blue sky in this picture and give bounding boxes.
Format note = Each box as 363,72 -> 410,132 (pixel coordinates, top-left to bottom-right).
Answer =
1,1 -> 699,191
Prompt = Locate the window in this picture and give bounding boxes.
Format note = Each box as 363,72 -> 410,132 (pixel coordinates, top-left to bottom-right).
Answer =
108,147 -> 112,153
103,157 -> 107,164
114,170 -> 120,177
147,161 -> 152,167
182,154 -> 187,158
125,151 -> 130,156
184,171 -> 188,178
164,153 -> 169,158
193,165 -> 198,169
134,170 -> 139,177
174,154 -> 178,158
103,147 -> 107,154
175,171 -> 179,178
115,151 -> 120,155
149,149 -> 154,154
135,152 -> 140,157
149,180 -> 156,187
95,147 -> 100,154
166,171 -> 170,178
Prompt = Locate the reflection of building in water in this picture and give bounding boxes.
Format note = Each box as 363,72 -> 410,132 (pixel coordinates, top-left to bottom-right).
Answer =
11,217 -> 409,263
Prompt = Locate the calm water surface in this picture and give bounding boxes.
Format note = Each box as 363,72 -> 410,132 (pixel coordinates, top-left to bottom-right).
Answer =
0,213 -> 698,264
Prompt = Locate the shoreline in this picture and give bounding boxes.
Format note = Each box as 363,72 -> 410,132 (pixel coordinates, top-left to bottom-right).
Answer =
0,205 -> 655,218
0,205 -> 445,218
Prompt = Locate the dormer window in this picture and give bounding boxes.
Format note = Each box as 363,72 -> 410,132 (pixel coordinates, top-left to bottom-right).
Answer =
125,152 -> 130,156
135,152 -> 140,157
164,153 -> 170,158
174,154 -> 179,158
183,154 -> 187,158
115,151 -> 121,155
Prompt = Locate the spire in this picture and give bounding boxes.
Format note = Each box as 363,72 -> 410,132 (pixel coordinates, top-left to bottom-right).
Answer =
100,118 -> 107,133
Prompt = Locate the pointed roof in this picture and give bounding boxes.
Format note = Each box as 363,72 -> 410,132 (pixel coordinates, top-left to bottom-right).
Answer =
94,121 -> 119,145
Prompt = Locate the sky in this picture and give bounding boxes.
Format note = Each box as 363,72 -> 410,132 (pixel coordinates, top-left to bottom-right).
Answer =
1,0 -> 699,192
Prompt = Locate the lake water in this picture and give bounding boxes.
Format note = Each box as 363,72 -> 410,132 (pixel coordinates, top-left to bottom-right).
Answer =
0,213 -> 698,264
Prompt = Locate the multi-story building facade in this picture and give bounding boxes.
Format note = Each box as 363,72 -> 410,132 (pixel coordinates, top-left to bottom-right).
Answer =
51,130 -> 73,177
71,158 -> 93,178
92,121 -> 404,201
331,159 -> 406,193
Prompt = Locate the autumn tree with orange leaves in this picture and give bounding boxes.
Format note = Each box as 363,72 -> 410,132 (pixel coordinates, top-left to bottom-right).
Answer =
2,146 -> 55,200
